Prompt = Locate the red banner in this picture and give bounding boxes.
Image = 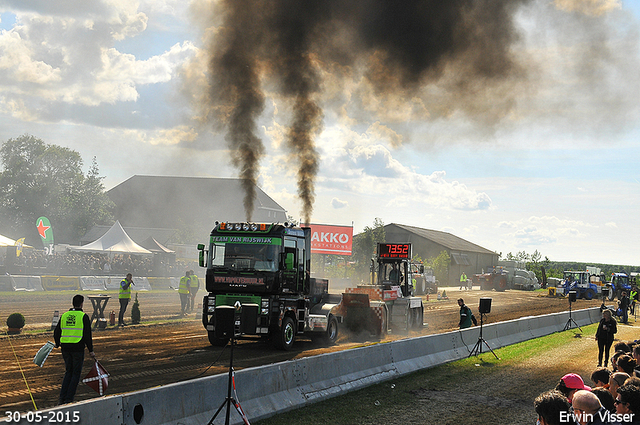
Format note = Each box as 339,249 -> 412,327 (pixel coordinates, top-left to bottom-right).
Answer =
305,224 -> 353,255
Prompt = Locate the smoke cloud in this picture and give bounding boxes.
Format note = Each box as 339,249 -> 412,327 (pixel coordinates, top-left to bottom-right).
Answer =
193,0 -> 622,223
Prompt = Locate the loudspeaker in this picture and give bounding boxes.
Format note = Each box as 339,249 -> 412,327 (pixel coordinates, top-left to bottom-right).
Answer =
215,305 -> 236,339
479,297 -> 492,314
568,291 -> 577,303
239,303 -> 259,335
602,287 -> 609,297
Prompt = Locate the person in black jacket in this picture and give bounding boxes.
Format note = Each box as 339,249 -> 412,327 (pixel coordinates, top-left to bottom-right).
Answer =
620,292 -> 630,324
54,294 -> 96,405
595,309 -> 617,367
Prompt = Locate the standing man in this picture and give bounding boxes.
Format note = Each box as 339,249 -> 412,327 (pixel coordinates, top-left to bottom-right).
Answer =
54,294 -> 96,405
188,270 -> 199,313
179,270 -> 191,316
459,272 -> 467,290
630,286 -> 638,316
620,291 -> 630,324
118,273 -> 133,326
457,298 -> 475,329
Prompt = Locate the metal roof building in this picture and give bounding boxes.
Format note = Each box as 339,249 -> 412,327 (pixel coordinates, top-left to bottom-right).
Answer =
81,176 -> 288,248
384,223 -> 499,285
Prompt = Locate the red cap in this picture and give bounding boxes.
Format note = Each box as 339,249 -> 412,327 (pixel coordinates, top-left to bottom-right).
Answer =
562,373 -> 592,391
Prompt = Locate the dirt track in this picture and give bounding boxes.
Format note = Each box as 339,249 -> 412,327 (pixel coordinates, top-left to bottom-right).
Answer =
0,287 -> 606,412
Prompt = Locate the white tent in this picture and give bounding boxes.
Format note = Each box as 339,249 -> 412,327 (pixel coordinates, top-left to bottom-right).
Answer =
69,221 -> 152,255
0,234 -> 16,247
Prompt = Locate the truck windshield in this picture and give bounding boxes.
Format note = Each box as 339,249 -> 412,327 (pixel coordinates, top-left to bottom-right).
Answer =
210,243 -> 278,272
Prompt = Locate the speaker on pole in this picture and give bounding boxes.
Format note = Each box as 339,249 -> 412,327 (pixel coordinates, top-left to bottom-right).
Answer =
214,305 -> 236,339
479,297 -> 492,314
568,291 -> 577,303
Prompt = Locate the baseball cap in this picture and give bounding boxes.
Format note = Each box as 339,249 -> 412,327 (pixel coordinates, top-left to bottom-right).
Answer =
561,373 -> 592,391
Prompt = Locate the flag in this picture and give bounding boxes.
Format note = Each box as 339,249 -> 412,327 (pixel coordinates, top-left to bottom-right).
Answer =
15,238 -> 25,257
33,341 -> 54,367
82,361 -> 110,396
35,217 -> 55,255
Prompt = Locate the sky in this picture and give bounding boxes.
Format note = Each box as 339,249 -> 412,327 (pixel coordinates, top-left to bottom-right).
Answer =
0,0 -> 639,266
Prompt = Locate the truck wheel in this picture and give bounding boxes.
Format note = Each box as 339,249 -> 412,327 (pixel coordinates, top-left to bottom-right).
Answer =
323,315 -> 339,345
207,331 -> 229,347
608,288 -> 616,301
274,316 -> 296,351
406,307 -> 414,330
584,288 -> 595,300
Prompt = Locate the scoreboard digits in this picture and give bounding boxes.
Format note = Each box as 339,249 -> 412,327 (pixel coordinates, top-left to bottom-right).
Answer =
377,243 -> 411,259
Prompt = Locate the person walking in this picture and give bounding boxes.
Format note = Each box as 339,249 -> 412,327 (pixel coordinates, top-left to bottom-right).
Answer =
188,270 -> 199,313
118,273 -> 133,326
595,309 -> 617,367
54,294 -> 96,405
459,272 -> 467,290
179,270 -> 191,316
457,298 -> 475,329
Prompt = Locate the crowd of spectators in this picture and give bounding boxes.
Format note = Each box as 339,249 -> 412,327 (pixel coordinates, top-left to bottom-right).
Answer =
1,249 -> 197,278
534,340 -> 640,424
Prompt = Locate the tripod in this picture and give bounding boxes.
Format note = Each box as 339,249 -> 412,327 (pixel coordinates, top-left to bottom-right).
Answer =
563,299 -> 582,332
207,336 -> 250,425
468,313 -> 498,359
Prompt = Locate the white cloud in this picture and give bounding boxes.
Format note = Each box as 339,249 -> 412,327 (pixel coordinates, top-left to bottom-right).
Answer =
331,198 -> 348,209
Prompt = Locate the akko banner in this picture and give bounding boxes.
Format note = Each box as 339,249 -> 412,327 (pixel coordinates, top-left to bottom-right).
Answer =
304,224 -> 353,256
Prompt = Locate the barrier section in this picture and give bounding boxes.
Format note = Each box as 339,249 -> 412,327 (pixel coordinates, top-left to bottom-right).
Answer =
11,275 -> 43,291
41,276 -> 80,291
0,274 -> 12,291
80,276 -> 108,291
28,307 -> 602,425
147,277 -> 173,290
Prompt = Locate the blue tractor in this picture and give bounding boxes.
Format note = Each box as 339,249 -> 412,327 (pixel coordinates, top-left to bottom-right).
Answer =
609,272 -> 635,300
556,271 -> 603,300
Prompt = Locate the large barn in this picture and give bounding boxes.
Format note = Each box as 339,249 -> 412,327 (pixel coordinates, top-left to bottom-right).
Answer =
383,223 -> 499,285
81,176 -> 288,251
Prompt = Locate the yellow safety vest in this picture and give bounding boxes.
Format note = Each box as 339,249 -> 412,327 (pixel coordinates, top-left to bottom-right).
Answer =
460,274 -> 467,282
119,279 -> 132,299
60,310 -> 85,344
189,275 -> 199,291
179,276 -> 190,294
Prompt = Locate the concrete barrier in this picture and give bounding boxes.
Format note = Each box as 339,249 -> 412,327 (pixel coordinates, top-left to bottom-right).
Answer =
25,307 -> 602,425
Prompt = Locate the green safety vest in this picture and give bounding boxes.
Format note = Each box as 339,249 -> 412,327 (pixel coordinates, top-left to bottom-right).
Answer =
60,310 -> 85,343
632,291 -> 638,301
119,279 -> 132,299
179,276 -> 190,294
460,274 -> 467,282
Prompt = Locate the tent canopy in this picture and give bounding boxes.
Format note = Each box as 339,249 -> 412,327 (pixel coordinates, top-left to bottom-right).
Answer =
70,221 -> 152,255
139,236 -> 175,254
0,234 -> 16,247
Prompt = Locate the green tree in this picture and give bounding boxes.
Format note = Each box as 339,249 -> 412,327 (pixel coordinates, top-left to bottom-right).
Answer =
350,218 -> 386,283
425,250 -> 450,286
0,134 -> 114,244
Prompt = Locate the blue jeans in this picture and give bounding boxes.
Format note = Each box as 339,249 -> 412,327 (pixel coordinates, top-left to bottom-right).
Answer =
59,350 -> 84,404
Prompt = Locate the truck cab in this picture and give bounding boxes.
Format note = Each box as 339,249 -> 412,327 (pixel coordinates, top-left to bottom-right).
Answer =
198,222 -> 339,350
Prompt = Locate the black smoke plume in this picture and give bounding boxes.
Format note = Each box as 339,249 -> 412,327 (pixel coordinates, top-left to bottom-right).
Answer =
205,0 -> 529,222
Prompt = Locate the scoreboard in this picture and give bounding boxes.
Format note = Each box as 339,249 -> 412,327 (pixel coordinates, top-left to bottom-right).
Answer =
377,243 -> 411,260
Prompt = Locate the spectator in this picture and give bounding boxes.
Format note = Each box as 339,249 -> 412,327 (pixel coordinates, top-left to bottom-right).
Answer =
534,390 -> 575,425
613,351 -> 627,373
618,355 -> 638,376
615,342 -> 632,354
572,390 -> 608,425
556,373 -> 592,403
591,367 -> 612,388
596,309 -> 617,367
592,387 -> 616,414
624,377 -> 640,388
614,384 -> 640,423
609,372 -> 630,401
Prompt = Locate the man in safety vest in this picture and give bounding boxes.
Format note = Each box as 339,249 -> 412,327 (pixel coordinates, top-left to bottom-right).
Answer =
631,286 -> 639,316
179,270 -> 191,316
188,270 -> 199,313
54,294 -> 96,405
459,272 -> 468,290
118,273 -> 133,326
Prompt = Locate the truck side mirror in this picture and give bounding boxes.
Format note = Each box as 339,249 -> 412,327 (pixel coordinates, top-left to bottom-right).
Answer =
197,244 -> 206,268
419,265 -> 424,273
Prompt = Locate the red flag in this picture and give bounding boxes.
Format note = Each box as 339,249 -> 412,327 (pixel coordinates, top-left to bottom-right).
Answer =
82,361 -> 109,396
